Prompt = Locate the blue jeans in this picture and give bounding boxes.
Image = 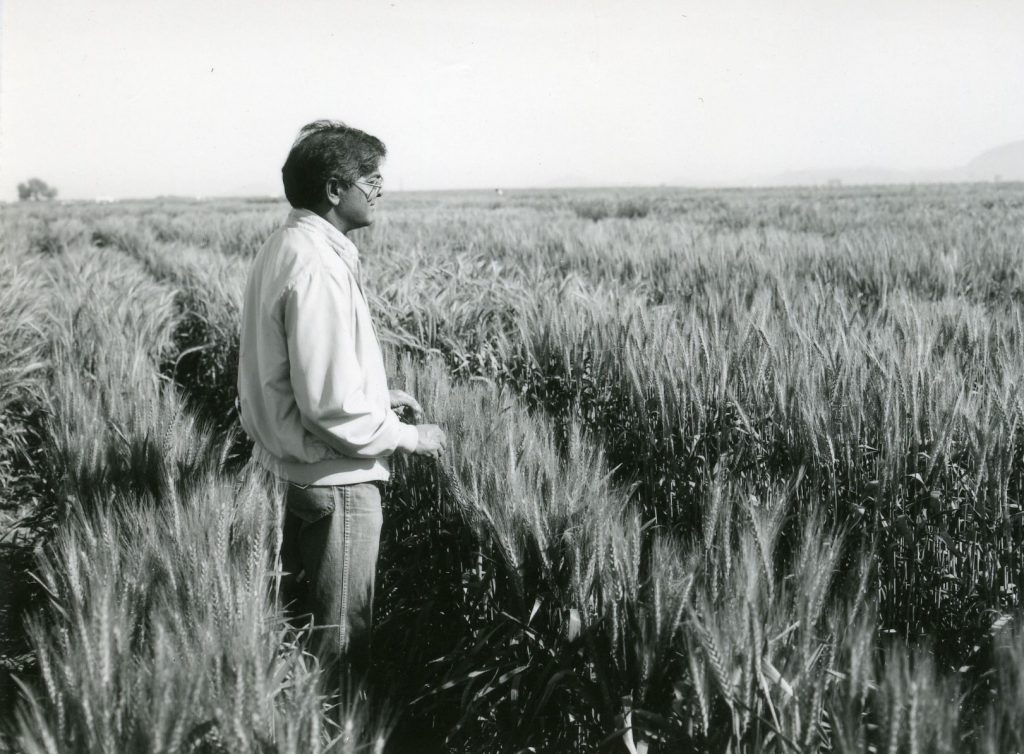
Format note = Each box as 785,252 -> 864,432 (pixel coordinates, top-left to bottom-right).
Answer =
280,481 -> 383,682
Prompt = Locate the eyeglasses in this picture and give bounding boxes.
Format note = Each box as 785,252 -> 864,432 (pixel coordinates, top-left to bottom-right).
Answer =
353,176 -> 384,203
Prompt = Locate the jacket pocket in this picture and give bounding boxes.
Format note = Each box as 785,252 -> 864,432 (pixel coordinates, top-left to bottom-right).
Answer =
285,484 -> 336,523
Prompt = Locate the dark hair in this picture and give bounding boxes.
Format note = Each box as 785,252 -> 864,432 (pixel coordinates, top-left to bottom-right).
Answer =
281,120 -> 386,210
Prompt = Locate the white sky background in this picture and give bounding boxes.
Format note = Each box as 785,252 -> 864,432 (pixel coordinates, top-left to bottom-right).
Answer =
1,0 -> 1023,200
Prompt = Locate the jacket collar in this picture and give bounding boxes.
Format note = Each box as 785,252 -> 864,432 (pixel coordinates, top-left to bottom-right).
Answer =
286,208 -> 361,274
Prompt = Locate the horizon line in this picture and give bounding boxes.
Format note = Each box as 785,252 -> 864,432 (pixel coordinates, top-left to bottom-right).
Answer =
3,176 -> 1021,205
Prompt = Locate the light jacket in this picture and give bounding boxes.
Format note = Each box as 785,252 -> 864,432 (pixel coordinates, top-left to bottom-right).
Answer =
237,209 -> 418,485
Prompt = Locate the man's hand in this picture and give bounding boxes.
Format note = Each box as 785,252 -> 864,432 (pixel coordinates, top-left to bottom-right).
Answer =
413,424 -> 447,460
390,389 -> 424,422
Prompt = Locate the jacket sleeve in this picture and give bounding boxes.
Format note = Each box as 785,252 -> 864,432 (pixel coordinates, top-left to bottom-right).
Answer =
284,268 -> 419,458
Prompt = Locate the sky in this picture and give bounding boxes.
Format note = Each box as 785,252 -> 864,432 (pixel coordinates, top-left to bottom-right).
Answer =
1,0 -> 1023,200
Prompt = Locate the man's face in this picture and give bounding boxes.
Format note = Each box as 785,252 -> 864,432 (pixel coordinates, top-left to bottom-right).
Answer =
332,170 -> 382,233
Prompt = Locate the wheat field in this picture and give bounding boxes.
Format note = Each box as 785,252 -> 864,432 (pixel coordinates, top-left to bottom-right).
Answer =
2,183 -> 1024,752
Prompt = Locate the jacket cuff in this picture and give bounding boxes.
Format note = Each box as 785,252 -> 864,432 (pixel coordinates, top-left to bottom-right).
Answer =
396,423 -> 419,453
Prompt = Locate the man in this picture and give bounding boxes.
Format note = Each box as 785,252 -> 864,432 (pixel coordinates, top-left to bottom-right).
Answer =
237,120 -> 447,685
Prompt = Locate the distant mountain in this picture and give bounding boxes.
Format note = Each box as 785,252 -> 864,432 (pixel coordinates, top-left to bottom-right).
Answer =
762,140 -> 1024,187
964,140 -> 1024,181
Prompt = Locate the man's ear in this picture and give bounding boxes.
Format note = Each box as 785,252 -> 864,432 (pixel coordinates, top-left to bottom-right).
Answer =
325,177 -> 343,206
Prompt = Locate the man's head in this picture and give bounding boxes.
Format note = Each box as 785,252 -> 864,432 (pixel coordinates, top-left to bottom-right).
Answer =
282,120 -> 386,233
